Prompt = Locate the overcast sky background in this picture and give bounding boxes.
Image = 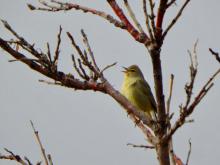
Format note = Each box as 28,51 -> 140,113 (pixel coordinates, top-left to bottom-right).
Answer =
0,0 -> 220,165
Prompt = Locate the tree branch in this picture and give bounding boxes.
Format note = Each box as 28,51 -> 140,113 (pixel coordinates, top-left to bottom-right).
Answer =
167,0 -> 177,8
165,67 -> 220,142
123,0 -> 145,34
107,0 -> 150,44
142,0 -> 154,40
127,143 -> 155,149
185,139 -> 192,165
148,0 -> 157,36
30,120 -> 49,165
0,148 -> 30,165
166,74 -> 174,117
209,48 -> 220,63
0,21 -> 157,146
162,0 -> 191,40
27,0 -> 125,29
155,0 -> 169,38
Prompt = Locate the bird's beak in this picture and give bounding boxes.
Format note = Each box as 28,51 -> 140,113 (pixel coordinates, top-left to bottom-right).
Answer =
122,66 -> 128,73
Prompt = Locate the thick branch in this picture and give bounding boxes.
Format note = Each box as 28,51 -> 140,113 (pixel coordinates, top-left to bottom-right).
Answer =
150,49 -> 170,165
0,37 -> 106,91
150,51 -> 167,133
103,81 -> 157,144
107,0 -> 150,44
155,0 -> 169,38
0,21 -> 158,145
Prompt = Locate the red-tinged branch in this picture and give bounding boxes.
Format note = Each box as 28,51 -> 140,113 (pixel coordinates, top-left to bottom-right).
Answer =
155,0 -> 169,38
107,0 -> 150,44
173,154 -> 184,165
123,0 -> 145,34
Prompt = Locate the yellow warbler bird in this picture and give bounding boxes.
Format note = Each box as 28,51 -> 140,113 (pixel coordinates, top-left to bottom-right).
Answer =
120,65 -> 157,122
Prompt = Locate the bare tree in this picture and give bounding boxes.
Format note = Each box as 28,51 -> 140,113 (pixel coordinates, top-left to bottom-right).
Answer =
0,1 -> 220,165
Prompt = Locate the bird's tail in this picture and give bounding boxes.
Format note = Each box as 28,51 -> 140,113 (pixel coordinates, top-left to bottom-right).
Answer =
150,110 -> 158,122
149,110 -> 158,131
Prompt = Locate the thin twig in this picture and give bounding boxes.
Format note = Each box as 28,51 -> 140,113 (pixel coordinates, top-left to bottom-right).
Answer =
8,58 -> 39,63
53,25 -> 62,68
127,143 -> 155,149
1,20 -> 44,60
165,68 -> 220,141
209,48 -> 220,63
166,74 -> 174,117
123,0 -> 145,34
48,154 -> 53,165
185,139 -> 192,165
167,0 -> 177,8
67,31 -> 99,79
71,55 -> 88,79
100,62 -> 117,75
30,120 -> 49,165
81,29 -> 100,72
39,79 -> 62,86
142,0 -> 154,40
184,41 -> 198,108
0,148 -> 29,165
162,0 -> 191,40
27,1 -> 125,29
148,0 -> 157,36
46,42 -> 52,64
78,58 -> 90,80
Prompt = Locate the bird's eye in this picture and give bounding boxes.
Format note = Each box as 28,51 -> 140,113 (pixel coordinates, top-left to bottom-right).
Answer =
130,69 -> 135,72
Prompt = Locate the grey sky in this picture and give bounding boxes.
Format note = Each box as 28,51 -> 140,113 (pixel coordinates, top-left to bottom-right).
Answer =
0,0 -> 220,165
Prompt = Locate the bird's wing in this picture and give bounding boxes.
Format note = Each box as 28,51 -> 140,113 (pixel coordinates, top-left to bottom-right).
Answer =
138,79 -> 157,112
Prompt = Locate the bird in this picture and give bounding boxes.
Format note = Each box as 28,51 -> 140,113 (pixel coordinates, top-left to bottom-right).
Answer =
120,65 -> 157,122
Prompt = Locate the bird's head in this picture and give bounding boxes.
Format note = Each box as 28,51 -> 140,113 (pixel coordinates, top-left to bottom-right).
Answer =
122,65 -> 144,79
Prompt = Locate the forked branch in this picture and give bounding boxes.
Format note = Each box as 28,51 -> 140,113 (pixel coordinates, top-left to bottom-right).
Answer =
164,43 -> 220,142
0,121 -> 54,165
0,20 -> 157,146
0,148 -> 31,165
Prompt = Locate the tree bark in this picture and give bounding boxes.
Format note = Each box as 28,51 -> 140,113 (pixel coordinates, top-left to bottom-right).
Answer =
156,141 -> 170,165
149,46 -> 170,165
